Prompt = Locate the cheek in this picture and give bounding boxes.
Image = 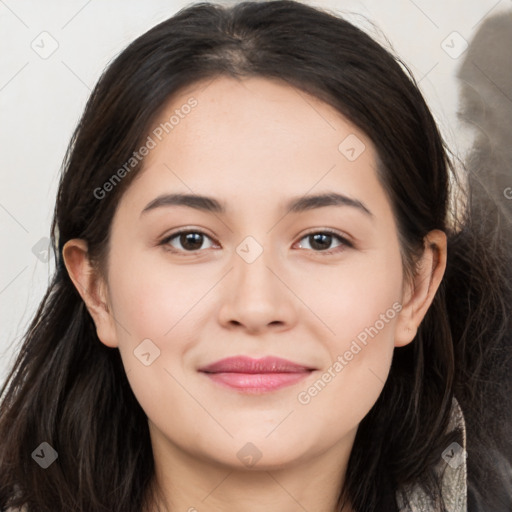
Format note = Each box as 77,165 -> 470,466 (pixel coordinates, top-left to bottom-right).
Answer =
297,302 -> 400,439
105,251 -> 212,409
295,249 -> 403,421
307,245 -> 404,344
107,250 -> 212,341
106,255 -> 205,427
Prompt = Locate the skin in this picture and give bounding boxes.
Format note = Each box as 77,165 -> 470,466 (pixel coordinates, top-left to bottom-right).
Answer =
63,76 -> 447,512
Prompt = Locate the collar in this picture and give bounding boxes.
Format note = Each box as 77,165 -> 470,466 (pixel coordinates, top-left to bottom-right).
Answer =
395,397 -> 468,511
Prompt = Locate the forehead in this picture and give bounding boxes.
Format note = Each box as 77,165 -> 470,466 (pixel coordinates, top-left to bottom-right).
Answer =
121,75 -> 391,222
145,75 -> 367,171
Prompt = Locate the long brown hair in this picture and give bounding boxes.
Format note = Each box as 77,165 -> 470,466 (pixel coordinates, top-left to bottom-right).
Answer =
1,2 -> 510,511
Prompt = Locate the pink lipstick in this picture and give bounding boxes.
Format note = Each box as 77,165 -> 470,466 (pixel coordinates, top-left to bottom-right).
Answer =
198,356 -> 314,393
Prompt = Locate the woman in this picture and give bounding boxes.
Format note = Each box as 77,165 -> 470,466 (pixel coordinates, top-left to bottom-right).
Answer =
0,1 -> 510,511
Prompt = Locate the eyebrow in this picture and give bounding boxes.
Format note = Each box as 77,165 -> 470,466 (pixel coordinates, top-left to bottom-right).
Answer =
140,192 -> 373,217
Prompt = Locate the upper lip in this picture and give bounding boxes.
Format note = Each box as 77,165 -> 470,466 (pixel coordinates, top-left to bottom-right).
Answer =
198,356 -> 315,374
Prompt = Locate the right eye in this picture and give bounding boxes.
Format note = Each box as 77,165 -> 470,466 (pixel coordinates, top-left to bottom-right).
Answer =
160,229 -> 219,254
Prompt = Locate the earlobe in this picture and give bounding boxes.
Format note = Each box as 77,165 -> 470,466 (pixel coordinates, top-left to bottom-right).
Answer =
62,239 -> 118,348
394,230 -> 447,347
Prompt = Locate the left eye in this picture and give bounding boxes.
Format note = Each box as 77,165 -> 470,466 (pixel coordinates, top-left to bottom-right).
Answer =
295,231 -> 351,253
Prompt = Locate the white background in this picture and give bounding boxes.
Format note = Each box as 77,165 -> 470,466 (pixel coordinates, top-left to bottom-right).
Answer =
1,0 -> 510,381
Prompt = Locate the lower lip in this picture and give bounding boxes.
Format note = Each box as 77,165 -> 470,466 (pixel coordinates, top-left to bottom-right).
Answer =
201,371 -> 311,393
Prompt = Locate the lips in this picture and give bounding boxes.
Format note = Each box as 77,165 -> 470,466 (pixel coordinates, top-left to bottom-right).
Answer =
198,356 -> 315,393
198,356 -> 314,373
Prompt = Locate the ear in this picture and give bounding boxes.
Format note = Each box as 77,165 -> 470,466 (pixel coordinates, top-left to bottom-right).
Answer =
62,239 -> 118,348
394,229 -> 447,347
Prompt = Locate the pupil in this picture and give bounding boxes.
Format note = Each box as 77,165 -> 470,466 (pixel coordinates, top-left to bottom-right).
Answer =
311,233 -> 331,250
182,233 -> 203,250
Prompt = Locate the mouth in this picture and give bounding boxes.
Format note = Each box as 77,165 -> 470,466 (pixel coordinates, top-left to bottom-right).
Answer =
198,356 -> 316,393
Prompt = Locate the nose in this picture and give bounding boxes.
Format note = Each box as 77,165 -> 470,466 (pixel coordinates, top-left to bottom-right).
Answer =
217,245 -> 298,334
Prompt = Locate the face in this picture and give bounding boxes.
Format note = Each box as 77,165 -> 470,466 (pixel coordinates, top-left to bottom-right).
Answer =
68,76 -> 429,473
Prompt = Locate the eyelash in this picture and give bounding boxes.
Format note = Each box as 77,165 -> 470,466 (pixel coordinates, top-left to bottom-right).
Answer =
159,228 -> 353,256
